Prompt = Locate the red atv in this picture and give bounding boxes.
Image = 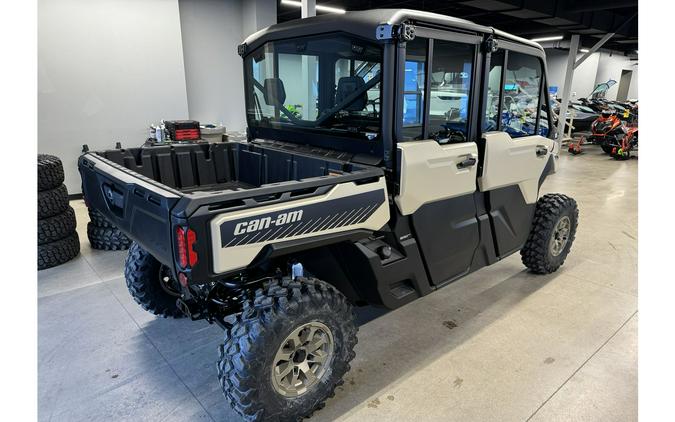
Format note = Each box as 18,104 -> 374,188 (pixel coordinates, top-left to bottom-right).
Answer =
610,125 -> 638,160
588,110 -> 624,154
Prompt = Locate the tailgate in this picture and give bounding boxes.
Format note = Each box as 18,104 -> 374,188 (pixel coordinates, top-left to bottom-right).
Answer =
79,153 -> 181,266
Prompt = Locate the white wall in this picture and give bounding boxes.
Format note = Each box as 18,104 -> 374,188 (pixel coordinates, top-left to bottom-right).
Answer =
545,49 -> 601,100
177,0 -> 277,133
179,0 -> 247,133
38,0 -> 189,194
544,48 -> 638,101
595,51 -> 639,101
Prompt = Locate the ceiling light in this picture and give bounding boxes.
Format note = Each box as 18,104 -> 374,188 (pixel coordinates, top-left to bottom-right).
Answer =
281,0 -> 346,14
530,35 -> 564,42
579,48 -> 590,53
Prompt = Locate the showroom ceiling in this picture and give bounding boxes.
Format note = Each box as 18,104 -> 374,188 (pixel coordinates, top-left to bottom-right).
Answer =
277,0 -> 638,54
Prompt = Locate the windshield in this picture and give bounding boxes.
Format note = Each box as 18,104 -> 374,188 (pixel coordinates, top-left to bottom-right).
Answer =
244,34 -> 382,138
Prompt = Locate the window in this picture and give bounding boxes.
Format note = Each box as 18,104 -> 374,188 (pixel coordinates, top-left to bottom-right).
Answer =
484,51 -> 504,131
244,34 -> 382,138
501,52 -> 542,138
402,38 -> 428,140
428,40 -> 474,144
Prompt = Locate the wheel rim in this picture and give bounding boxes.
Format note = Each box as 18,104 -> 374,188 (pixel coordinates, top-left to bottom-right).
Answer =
158,265 -> 181,297
271,321 -> 335,398
549,216 -> 571,257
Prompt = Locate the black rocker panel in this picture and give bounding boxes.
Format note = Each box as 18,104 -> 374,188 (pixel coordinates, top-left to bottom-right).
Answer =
486,185 -> 536,257
410,193 -> 480,285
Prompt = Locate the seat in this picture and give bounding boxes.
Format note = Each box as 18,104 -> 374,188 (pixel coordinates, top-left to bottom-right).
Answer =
335,76 -> 367,111
263,78 -> 286,106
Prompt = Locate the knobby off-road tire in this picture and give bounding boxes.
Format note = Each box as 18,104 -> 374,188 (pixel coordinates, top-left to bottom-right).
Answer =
38,232 -> 80,270
38,184 -> 69,219
88,208 -> 113,228
87,222 -> 131,250
521,193 -> 578,274
124,242 -> 183,318
38,206 -> 77,245
38,154 -> 65,191
217,277 -> 358,422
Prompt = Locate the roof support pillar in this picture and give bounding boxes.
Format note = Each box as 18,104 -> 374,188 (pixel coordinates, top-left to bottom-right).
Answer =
556,34 -> 580,145
574,32 -> 614,69
301,0 -> 316,18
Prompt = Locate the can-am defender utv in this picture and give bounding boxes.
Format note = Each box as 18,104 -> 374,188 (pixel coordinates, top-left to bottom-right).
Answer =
79,9 -> 578,421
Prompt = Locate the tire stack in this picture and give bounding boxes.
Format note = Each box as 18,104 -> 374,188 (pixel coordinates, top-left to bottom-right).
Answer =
38,154 -> 80,270
86,207 -> 132,251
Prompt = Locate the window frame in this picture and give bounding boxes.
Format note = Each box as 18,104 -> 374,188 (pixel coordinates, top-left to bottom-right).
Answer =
483,41 -> 549,139
396,27 -> 483,143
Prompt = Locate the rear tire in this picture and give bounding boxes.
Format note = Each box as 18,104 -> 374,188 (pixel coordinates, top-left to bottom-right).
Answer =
38,206 -> 77,245
38,232 -> 80,270
124,242 -> 184,318
217,277 -> 357,421
38,154 -> 65,191
87,222 -> 132,250
38,184 -> 69,219
521,194 -> 578,274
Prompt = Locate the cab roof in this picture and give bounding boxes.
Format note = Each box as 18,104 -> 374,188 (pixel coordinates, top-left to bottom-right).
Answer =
241,8 -> 543,54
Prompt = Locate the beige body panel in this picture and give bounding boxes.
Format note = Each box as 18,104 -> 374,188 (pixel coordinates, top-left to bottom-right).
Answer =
210,179 -> 390,274
478,132 -> 555,204
395,140 -> 478,216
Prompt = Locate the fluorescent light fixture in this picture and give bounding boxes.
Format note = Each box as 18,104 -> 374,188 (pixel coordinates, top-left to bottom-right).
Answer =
579,48 -> 590,53
530,35 -> 564,42
280,0 -> 346,14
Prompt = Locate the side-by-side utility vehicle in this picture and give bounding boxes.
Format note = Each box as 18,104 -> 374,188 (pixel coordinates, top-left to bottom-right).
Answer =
79,9 -> 578,421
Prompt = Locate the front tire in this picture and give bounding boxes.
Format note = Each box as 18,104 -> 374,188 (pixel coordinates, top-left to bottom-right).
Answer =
217,277 -> 357,421
521,194 -> 578,274
124,242 -> 184,318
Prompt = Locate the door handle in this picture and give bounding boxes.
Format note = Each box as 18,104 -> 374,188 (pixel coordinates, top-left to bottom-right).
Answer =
536,145 -> 548,157
457,154 -> 477,169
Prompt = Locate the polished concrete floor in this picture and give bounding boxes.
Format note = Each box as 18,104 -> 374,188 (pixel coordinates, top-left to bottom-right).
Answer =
38,146 -> 637,421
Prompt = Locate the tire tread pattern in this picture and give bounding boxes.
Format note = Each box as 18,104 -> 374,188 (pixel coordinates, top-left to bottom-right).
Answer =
217,277 -> 358,422
38,206 -> 77,245
521,193 -> 578,274
38,154 -> 65,191
124,242 -> 183,318
38,232 -> 80,270
38,185 -> 69,219
87,222 -> 131,250
88,208 -> 113,228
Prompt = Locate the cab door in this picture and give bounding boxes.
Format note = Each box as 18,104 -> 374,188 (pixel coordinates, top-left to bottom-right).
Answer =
394,30 -> 483,286
479,45 -> 555,257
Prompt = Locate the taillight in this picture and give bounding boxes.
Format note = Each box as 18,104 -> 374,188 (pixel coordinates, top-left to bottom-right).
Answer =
187,229 -> 198,267
176,226 -> 198,268
176,227 -> 188,268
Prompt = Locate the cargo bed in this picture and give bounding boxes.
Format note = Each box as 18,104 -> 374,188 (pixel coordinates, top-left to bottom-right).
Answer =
79,140 -> 385,282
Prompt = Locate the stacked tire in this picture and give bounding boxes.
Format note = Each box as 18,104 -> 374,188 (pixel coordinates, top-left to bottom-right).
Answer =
86,207 -> 131,251
38,154 -> 80,270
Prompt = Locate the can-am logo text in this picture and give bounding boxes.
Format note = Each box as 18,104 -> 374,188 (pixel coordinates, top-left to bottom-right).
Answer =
233,210 -> 304,235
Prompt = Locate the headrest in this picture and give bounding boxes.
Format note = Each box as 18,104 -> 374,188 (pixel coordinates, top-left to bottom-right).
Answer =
263,78 -> 286,106
335,76 -> 367,111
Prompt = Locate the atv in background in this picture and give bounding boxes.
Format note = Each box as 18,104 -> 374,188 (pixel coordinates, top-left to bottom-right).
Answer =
589,110 -> 624,153
610,125 -> 638,160
588,110 -> 638,158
